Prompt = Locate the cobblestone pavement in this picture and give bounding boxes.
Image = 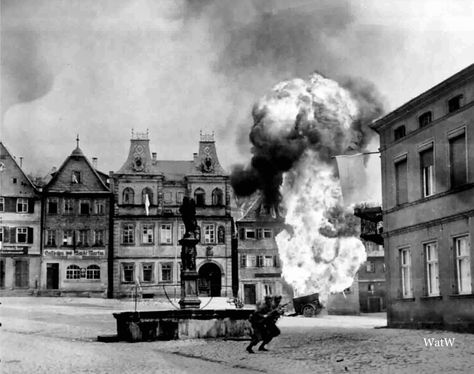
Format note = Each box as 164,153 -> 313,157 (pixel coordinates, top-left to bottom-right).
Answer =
1,297 -> 473,373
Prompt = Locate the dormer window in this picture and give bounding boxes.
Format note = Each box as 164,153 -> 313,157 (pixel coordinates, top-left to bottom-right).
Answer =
394,125 -> 406,141
448,94 -> 463,113
418,111 -> 432,128
72,171 -> 81,184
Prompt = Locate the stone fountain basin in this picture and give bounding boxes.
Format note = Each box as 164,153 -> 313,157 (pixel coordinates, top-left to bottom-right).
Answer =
108,309 -> 254,342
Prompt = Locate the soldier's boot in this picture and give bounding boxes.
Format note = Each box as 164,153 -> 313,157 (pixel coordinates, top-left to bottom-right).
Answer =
246,345 -> 255,354
258,344 -> 268,351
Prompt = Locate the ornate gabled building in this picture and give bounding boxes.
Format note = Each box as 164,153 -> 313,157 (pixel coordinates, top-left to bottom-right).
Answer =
41,139 -> 113,297
236,195 -> 288,305
110,131 -> 233,298
0,142 -> 41,295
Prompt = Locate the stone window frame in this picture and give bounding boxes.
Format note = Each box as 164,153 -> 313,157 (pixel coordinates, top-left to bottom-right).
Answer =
66,264 -> 81,280
453,234 -> 471,295
86,264 -> 101,280
122,223 -> 135,245
423,241 -> 440,297
16,198 -> 29,213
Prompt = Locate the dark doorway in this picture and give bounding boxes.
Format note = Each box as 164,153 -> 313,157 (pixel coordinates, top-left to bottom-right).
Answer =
198,262 -> 221,297
0,260 -> 5,288
47,263 -> 59,289
244,284 -> 256,305
368,296 -> 381,313
14,259 -> 29,288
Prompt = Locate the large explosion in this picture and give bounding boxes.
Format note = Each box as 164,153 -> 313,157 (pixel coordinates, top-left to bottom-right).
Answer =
232,72 -> 383,302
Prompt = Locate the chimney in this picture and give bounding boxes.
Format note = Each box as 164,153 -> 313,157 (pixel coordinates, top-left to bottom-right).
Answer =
92,157 -> 98,169
152,152 -> 157,161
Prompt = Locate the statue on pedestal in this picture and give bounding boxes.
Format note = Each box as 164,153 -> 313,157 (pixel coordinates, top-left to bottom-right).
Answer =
179,197 -> 199,271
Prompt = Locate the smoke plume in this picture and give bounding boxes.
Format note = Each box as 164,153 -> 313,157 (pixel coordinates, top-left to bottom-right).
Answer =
230,72 -> 384,206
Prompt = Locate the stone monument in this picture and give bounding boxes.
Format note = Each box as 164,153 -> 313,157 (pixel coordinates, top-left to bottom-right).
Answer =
178,197 -> 201,309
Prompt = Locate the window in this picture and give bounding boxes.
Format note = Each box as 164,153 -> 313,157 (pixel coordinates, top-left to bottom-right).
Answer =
64,199 -> 73,215
17,198 -> 28,213
264,256 -> 274,267
394,125 -> 406,140
78,230 -> 89,247
17,227 -> 28,243
247,255 -> 256,268
122,224 -> 135,245
211,188 -> 223,206
66,265 -> 81,279
161,263 -> 172,282
395,158 -> 408,205
454,236 -> 471,295
142,263 -> 154,282
122,187 -> 135,204
0,197 -> 4,212
204,224 -> 215,244
142,188 -> 153,205
47,198 -> 58,214
448,94 -> 463,113
245,228 -> 256,239
163,191 -> 172,204
240,254 -> 247,268
46,230 -> 56,247
142,224 -> 154,244
94,200 -> 105,215
63,230 -> 74,246
71,171 -> 81,183
424,242 -> 439,296
79,201 -> 90,215
194,188 -> 205,207
418,111 -> 432,128
400,248 -> 412,298
420,147 -> 434,197
160,224 -> 172,244
366,261 -> 375,273
264,284 -> 273,296
256,255 -> 264,267
177,192 -> 184,204
368,284 -> 375,293
449,132 -> 467,188
263,229 -> 273,238
86,265 -> 100,280
94,230 -> 104,246
122,263 -> 134,283
12,178 -> 17,184
0,227 -> 3,243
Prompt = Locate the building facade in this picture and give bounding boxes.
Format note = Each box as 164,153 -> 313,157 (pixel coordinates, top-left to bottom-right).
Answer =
41,142 -> 112,297
371,63 -> 474,331
111,131 -> 233,298
236,197 -> 288,305
0,142 -> 42,295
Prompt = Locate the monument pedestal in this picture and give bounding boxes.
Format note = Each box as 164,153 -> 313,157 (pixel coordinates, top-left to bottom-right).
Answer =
179,237 -> 201,310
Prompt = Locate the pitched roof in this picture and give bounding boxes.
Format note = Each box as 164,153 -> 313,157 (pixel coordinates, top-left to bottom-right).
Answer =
0,142 -> 38,194
45,146 -> 110,193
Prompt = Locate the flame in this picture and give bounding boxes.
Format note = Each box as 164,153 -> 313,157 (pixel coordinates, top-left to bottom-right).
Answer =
276,152 -> 366,303
250,73 -> 369,304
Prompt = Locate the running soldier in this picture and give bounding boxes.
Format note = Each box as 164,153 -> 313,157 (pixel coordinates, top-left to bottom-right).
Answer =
246,295 -> 285,353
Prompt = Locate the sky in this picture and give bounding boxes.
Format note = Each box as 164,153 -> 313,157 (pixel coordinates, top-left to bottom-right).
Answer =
1,0 -> 474,176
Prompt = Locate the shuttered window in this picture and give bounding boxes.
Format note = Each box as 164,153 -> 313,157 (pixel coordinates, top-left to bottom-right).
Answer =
449,133 -> 467,188
395,159 -> 408,205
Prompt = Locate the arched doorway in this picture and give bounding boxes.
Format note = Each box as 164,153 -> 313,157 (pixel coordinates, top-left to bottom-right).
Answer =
198,262 -> 221,297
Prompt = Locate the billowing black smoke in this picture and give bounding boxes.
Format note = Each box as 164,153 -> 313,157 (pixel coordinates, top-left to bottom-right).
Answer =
230,73 -> 385,208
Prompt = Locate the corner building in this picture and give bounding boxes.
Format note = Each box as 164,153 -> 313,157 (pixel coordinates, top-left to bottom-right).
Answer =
371,64 -> 474,331
111,132 -> 233,298
0,142 -> 41,295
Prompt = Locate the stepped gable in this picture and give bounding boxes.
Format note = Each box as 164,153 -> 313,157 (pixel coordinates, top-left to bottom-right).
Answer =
0,142 -> 38,197
45,141 -> 110,193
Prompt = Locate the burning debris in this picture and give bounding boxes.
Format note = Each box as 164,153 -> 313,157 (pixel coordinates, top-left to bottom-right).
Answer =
232,72 -> 384,303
